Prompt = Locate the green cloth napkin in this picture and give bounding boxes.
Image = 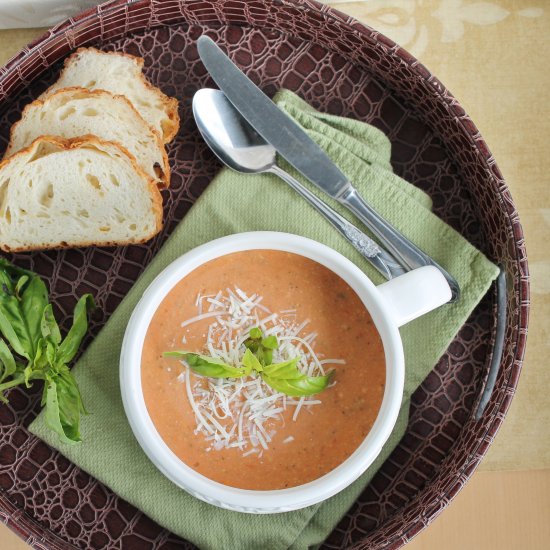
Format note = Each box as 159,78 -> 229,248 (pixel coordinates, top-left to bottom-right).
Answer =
29,90 -> 499,549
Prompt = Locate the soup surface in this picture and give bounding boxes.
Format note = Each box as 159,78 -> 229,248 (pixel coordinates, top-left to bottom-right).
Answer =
141,250 -> 385,490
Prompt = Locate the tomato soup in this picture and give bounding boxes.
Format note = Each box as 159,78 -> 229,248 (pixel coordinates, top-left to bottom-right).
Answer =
141,250 -> 385,490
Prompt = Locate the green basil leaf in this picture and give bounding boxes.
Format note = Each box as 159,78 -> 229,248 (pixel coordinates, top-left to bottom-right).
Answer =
261,335 -> 278,350
244,327 -> 262,354
249,327 -> 262,339
56,294 -> 95,365
44,377 -> 74,443
59,365 -> 87,415
261,371 -> 333,397
0,264 -> 48,359
20,276 -> 48,352
0,339 -> 16,383
242,348 -> 263,374
15,275 -> 29,299
0,339 -> 24,403
164,351 -> 246,378
46,341 -> 57,367
41,304 -> 62,346
0,272 -> 31,359
263,348 -> 273,366
263,339 -> 278,365
262,357 -> 304,380
243,338 -> 259,354
244,329 -> 279,366
23,365 -> 33,386
44,367 -> 85,444
0,269 -> 15,294
0,310 -> 29,358
33,338 -> 50,371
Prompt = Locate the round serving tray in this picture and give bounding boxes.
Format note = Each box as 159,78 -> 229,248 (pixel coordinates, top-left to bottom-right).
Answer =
0,1 -> 529,548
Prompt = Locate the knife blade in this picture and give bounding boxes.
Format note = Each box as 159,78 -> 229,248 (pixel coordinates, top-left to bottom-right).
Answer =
197,37 -> 349,198
197,35 -> 459,301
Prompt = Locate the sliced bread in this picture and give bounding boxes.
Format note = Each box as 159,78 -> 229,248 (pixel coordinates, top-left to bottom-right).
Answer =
5,87 -> 170,187
0,135 -> 163,252
40,47 -> 180,143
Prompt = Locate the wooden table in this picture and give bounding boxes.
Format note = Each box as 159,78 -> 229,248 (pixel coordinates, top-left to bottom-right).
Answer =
0,0 -> 549,547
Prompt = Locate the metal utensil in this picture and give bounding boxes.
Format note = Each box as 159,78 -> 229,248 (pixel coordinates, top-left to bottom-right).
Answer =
197,35 -> 460,301
193,88 -> 406,280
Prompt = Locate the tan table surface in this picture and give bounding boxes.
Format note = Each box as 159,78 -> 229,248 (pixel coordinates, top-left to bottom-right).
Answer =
0,0 -> 548,547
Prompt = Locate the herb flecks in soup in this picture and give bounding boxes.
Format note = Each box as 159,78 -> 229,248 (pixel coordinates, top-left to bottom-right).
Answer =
141,250 -> 385,490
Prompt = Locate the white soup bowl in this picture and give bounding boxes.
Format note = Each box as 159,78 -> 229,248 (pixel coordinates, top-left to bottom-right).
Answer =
120,231 -> 451,513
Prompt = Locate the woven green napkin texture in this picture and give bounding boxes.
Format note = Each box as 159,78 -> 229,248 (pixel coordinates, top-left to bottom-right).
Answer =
29,90 -> 499,550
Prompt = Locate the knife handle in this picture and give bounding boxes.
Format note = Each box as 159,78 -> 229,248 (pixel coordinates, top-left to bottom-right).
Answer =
339,185 -> 460,302
270,166 -> 406,280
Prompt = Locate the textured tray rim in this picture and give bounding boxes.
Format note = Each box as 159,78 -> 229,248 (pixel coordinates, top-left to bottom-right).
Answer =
0,1 -> 529,549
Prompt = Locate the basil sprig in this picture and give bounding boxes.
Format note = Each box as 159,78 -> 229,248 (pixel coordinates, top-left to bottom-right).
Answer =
243,327 -> 278,367
0,259 -> 94,444
165,327 -> 333,397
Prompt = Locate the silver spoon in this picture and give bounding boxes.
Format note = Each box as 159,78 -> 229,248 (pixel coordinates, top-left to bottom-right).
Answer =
192,88 -> 406,280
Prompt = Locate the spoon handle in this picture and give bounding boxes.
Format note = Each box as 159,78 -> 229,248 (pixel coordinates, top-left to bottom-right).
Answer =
270,166 -> 406,280
339,185 -> 459,301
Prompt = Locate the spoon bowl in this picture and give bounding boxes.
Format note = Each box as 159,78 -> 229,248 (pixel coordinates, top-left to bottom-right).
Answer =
193,88 -> 275,173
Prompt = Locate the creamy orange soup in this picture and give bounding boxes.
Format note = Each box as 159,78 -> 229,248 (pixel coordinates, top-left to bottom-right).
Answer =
141,250 -> 385,490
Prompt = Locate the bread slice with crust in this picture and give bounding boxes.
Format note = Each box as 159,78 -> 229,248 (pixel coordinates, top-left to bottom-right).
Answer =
0,135 -> 163,252
6,87 -> 170,187
40,47 -> 180,143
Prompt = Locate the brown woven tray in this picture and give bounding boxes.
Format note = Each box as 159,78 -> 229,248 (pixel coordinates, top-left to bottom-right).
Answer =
0,1 -> 529,548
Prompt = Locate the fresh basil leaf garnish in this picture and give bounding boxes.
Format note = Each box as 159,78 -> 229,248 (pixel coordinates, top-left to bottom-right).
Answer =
261,371 -> 333,397
262,357 -> 303,380
243,327 -> 280,366
249,327 -> 262,339
164,351 -> 246,378
261,335 -> 278,350
242,348 -> 263,374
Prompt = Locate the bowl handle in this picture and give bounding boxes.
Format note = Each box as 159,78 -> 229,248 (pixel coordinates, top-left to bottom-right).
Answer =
377,266 -> 453,327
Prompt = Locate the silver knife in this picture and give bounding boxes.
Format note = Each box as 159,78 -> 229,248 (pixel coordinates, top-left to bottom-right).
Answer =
197,35 -> 459,301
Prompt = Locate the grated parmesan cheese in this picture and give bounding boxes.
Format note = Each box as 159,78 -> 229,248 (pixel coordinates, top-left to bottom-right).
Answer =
174,287 -> 343,457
